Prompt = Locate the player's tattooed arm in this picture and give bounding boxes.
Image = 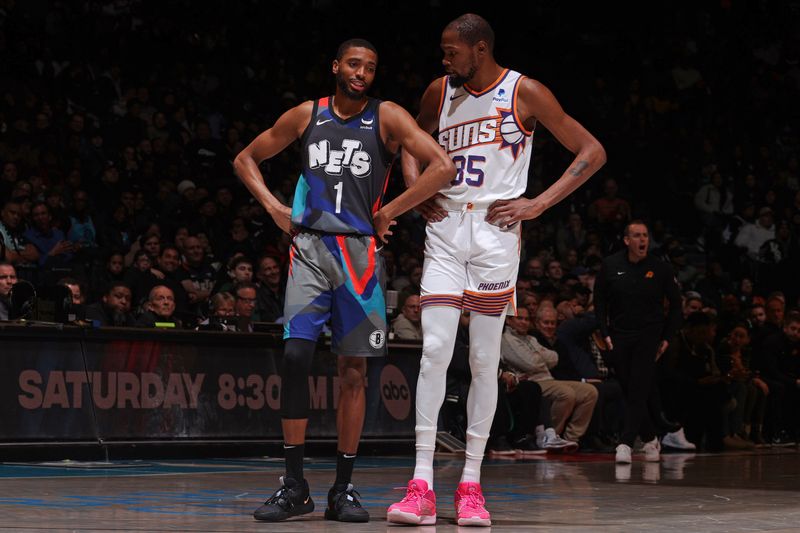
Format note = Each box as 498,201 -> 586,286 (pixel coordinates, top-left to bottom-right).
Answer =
569,161 -> 590,177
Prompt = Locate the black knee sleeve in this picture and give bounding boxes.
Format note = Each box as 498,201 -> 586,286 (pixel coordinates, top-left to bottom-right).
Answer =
280,338 -> 316,419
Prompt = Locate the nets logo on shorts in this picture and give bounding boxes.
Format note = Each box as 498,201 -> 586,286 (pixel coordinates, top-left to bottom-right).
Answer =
369,329 -> 386,349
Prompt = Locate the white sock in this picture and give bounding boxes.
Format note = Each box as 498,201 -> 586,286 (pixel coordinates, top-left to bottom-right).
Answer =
460,311 -> 506,484
413,305 -> 462,488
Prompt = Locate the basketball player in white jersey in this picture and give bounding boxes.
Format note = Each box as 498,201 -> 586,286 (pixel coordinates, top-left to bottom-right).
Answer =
387,13 -> 606,526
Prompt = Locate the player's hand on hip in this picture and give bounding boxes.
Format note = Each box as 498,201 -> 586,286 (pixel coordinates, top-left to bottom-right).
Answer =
373,210 -> 397,244
415,193 -> 447,223
271,204 -> 293,234
486,197 -> 546,226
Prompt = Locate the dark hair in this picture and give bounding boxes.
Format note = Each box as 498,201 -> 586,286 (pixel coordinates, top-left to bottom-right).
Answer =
228,255 -> 253,271
160,244 -> 180,257
336,38 -> 377,60
233,281 -> 258,297
445,13 -> 495,52
624,219 -> 649,237
105,281 -> 131,295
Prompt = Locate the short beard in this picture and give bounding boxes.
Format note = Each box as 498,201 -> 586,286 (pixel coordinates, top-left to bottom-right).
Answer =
448,64 -> 477,88
336,71 -> 367,100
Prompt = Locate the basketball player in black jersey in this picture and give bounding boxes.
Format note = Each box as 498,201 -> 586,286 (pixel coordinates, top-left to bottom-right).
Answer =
235,39 -> 454,523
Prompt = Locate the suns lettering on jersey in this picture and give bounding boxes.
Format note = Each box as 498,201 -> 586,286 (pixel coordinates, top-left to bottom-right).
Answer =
438,108 -> 526,160
308,139 -> 372,177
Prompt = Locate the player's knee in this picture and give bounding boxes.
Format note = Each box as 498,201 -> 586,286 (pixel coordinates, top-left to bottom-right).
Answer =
422,334 -> 451,359
419,353 -> 450,377
283,339 -> 315,376
338,359 -> 366,391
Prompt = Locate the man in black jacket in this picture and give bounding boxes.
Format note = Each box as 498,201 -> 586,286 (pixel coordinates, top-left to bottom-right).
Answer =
594,220 -> 682,463
84,282 -> 136,327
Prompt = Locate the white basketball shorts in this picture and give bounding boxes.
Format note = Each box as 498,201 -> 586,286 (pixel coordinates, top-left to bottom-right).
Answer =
419,199 -> 520,316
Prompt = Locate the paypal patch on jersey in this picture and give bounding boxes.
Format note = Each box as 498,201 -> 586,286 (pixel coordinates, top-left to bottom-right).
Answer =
291,96 -> 393,235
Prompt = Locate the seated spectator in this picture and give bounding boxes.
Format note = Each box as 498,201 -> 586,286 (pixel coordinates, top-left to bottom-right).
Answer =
209,292 -> 235,317
124,231 -> 160,266
85,282 -> 135,327
488,363 -> 545,456
735,206 -> 775,260
531,305 -> 600,447
0,199 -> 40,282
757,311 -> 800,444
233,281 -> 257,331
588,177 -> 631,240
136,285 -> 180,328
254,255 -> 284,322
102,204 -> 135,257
196,292 -> 237,331
555,309 -> 624,450
178,235 -> 218,313
661,311 -> 730,451
124,250 -> 161,308
57,277 -> 84,305
669,247 -> 699,288
716,322 -> 767,447
392,294 -> 422,340
151,245 -> 190,315
214,254 -> 253,295
683,291 -> 704,318
67,190 -> 99,250
89,251 -> 126,302
25,202 -> 76,268
399,264 -> 423,304
500,306 -> 595,451
0,262 -> 17,320
556,213 -> 587,259
749,303 -> 767,329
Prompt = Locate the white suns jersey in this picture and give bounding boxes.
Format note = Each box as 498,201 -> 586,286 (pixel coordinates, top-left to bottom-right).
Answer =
437,69 -> 534,203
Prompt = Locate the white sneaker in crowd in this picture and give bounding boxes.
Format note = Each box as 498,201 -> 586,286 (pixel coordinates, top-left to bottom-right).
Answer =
615,443 -> 632,464
643,437 -> 661,462
661,427 -> 696,450
539,428 -> 575,451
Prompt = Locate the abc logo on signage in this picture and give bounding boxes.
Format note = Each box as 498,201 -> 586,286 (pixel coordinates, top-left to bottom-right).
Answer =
380,364 -> 410,421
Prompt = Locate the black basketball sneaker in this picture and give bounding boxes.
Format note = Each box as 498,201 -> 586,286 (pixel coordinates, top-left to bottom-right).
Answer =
324,483 -> 369,522
253,476 -> 314,522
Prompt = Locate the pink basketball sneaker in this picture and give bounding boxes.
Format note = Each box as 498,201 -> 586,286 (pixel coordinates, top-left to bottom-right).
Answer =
454,481 -> 491,526
386,479 -> 437,525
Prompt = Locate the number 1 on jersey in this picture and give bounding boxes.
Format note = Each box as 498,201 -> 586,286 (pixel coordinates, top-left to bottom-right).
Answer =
334,181 -> 343,213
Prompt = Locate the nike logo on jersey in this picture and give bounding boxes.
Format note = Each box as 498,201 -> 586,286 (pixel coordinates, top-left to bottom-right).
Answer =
617,271 -> 626,275
361,117 -> 374,125
308,138 -> 372,177
316,118 -> 332,125
450,93 -> 466,101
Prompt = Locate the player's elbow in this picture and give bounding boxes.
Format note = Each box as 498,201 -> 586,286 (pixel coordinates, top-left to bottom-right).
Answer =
593,142 -> 607,168
434,156 -> 457,187
232,150 -> 253,181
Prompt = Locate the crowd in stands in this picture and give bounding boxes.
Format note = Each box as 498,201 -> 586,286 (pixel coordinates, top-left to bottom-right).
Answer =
1,2 -> 799,451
